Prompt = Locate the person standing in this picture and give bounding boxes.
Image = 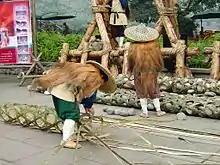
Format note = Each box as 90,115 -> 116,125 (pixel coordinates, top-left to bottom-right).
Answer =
125,24 -> 166,118
108,0 -> 130,47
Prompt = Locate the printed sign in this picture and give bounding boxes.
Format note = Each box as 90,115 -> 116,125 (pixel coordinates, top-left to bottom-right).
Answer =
0,0 -> 32,64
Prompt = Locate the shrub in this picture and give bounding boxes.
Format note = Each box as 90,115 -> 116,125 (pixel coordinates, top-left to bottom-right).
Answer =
187,33 -> 220,68
37,31 -> 220,69
37,31 -> 83,62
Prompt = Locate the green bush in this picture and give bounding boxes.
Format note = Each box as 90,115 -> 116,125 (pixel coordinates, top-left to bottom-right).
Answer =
37,31 -> 220,69
187,33 -> 220,68
37,31 -> 83,62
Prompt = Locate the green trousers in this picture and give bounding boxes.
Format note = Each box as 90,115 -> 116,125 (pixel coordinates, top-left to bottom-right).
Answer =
52,96 -> 80,122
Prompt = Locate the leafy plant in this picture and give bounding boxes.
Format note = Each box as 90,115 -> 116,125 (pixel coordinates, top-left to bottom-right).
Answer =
187,33 -> 220,68
37,31 -> 82,62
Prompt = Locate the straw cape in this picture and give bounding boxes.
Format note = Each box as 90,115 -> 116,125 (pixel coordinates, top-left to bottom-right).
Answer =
28,61 -> 117,102
124,23 -> 159,42
86,60 -> 117,94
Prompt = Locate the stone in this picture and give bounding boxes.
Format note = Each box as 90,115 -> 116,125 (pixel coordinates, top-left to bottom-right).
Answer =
176,112 -> 187,120
187,89 -> 195,94
103,108 -> 114,115
204,92 -> 216,97
119,110 -> 129,117
147,103 -> 155,110
127,109 -> 136,116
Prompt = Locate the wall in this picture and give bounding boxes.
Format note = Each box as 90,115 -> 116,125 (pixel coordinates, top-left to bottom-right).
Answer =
35,0 -> 93,31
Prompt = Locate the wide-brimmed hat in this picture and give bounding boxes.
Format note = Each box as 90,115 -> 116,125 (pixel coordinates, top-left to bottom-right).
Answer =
124,23 -> 159,42
86,60 -> 117,94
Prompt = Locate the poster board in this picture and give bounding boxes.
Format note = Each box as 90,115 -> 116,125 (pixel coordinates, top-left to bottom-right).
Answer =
0,0 -> 32,64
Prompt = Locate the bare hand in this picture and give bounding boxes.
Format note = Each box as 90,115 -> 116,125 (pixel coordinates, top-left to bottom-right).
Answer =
85,107 -> 95,116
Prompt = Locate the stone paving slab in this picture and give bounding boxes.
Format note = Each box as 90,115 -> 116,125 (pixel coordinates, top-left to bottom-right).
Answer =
0,160 -> 14,165
2,75 -> 220,164
0,136 -> 45,162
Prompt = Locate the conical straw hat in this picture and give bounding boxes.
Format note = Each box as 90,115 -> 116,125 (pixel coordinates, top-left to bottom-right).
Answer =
124,23 -> 159,42
86,60 -> 117,93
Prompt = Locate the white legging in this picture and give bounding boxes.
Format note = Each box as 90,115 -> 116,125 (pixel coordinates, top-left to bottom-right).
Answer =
140,98 -> 161,113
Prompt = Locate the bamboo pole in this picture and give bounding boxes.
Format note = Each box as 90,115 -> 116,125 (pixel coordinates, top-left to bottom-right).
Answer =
210,41 -> 220,80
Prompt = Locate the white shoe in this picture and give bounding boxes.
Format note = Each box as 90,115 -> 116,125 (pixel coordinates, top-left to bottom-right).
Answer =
44,91 -> 50,95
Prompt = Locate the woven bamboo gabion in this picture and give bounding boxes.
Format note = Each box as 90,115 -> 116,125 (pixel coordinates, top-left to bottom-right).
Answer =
0,103 -> 105,135
115,74 -> 220,95
0,103 -> 63,133
95,89 -> 220,119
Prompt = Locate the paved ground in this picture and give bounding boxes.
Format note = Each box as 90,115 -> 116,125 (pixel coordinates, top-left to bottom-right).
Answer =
1,75 -> 220,165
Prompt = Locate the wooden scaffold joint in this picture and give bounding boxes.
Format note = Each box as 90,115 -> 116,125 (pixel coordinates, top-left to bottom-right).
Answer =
92,5 -> 110,13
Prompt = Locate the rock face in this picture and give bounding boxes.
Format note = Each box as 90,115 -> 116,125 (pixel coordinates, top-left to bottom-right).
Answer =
36,0 -> 92,31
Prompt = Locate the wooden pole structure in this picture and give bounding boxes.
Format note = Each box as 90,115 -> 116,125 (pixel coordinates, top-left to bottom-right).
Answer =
91,0 -> 112,68
210,41 -> 220,80
31,0 -> 38,58
155,0 -> 187,77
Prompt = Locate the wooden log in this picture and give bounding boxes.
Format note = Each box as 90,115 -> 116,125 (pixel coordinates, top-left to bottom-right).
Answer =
69,47 -> 199,58
167,0 -> 180,39
102,0 -> 118,49
102,0 -> 119,74
155,0 -> 178,46
186,47 -> 200,56
155,18 -> 163,35
69,49 -> 124,57
80,42 -> 89,64
91,0 -> 112,68
78,19 -> 97,51
175,40 -> 186,77
122,42 -> 131,75
210,41 -> 220,80
59,43 -> 69,63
